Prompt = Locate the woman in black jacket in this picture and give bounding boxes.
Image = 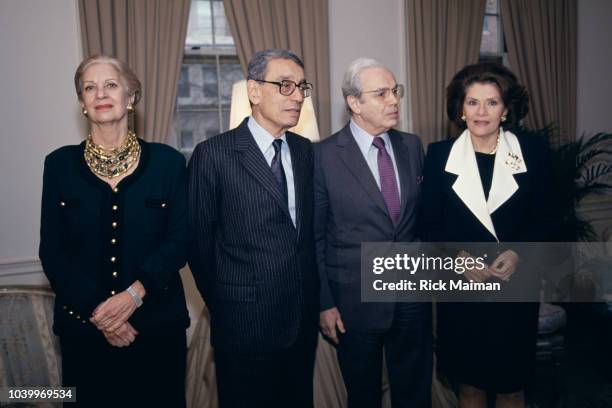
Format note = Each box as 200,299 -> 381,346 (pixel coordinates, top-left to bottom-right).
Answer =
39,55 -> 189,407
419,62 -> 554,407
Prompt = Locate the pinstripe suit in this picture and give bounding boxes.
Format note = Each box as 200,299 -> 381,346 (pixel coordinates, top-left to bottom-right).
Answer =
188,118 -> 318,407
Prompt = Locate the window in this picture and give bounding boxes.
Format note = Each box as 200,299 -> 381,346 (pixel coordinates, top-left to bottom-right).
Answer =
173,0 -> 244,158
479,0 -> 506,64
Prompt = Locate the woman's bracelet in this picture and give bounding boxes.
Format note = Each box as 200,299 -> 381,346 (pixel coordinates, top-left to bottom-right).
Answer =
126,285 -> 143,308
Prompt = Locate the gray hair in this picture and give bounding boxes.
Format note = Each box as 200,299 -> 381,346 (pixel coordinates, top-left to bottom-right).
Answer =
247,49 -> 305,80
341,57 -> 387,114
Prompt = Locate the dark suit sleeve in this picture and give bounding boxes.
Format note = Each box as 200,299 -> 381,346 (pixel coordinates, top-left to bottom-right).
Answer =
187,142 -> 218,306
135,155 -> 189,295
418,144 -> 446,242
39,155 -> 99,317
314,145 -> 335,311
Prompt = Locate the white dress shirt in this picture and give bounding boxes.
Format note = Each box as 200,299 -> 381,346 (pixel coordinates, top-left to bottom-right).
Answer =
350,119 -> 402,199
248,117 -> 297,226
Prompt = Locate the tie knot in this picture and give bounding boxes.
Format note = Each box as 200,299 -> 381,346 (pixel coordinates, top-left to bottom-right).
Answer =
372,137 -> 386,150
272,138 -> 283,153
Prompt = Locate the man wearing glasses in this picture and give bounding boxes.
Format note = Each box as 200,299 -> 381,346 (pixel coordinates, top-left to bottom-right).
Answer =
188,49 -> 318,407
315,58 -> 432,407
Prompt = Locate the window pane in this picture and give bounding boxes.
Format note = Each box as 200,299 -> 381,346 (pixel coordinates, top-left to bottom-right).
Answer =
480,15 -> 499,54
178,66 -> 190,98
178,111 -> 220,148
485,0 -> 498,14
219,57 -> 244,106
177,62 -> 219,107
186,0 -> 212,47
212,1 -> 235,47
222,109 -> 231,132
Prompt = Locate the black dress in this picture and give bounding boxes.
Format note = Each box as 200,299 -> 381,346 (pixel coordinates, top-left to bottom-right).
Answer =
436,153 -> 539,393
419,135 -> 555,393
39,139 -> 190,407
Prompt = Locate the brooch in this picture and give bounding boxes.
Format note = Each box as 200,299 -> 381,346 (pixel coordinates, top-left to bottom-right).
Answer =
505,152 -> 522,170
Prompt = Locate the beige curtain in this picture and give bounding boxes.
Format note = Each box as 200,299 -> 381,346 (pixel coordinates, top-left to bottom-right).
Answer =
501,0 -> 577,146
78,0 -> 190,143
223,0 -> 331,138
406,0 -> 486,147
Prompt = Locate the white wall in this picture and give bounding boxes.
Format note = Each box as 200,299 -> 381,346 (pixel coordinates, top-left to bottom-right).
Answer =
328,0 -> 408,134
0,0 -> 84,278
576,0 -> 612,136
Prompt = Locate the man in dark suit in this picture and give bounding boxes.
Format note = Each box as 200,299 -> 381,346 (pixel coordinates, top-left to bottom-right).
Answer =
316,58 -> 432,407
188,49 -> 319,408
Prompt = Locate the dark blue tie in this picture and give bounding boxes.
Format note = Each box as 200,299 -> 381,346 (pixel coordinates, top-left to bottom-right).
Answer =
271,139 -> 288,199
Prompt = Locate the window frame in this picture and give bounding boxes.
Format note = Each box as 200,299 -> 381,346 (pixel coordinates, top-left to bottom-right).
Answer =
173,0 -> 242,158
479,0 -> 508,65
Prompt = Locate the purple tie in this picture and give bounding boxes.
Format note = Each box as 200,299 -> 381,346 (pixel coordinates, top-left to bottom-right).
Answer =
372,137 -> 401,225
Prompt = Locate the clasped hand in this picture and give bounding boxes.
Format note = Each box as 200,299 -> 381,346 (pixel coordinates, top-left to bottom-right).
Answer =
90,290 -> 138,347
458,249 -> 519,283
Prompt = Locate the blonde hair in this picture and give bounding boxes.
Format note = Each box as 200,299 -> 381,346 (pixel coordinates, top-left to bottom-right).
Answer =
74,55 -> 142,105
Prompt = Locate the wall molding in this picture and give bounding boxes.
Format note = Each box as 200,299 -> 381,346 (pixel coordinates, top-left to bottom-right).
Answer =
0,257 -> 48,286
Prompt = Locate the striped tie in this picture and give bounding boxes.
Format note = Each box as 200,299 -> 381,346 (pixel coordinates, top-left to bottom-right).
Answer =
372,137 -> 401,225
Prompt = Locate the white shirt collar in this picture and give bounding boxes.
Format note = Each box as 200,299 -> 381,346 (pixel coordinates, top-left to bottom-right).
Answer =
350,119 -> 391,156
248,116 -> 287,153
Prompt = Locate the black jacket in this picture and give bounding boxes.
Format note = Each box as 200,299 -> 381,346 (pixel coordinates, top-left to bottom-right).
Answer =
187,119 -> 319,354
39,139 -> 190,336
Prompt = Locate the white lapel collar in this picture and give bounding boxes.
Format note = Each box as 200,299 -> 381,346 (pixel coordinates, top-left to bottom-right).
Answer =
445,129 -> 498,240
487,129 -> 527,214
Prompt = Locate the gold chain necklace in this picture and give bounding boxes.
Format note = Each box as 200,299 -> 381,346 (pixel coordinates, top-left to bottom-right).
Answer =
84,131 -> 141,178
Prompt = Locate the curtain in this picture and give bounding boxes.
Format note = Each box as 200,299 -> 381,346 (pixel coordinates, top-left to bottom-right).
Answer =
501,0 -> 577,146
223,0 -> 331,138
78,0 -> 190,143
406,0 -> 486,147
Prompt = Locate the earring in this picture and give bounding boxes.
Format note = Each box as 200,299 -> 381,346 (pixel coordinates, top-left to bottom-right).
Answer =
461,115 -> 466,121
82,108 -> 88,117
127,104 -> 135,114
501,114 -> 507,122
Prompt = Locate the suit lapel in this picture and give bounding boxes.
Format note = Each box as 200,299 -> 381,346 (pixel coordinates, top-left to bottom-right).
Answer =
445,129 -> 498,240
487,129 -> 527,213
287,133 -> 304,237
233,119 -> 291,219
337,125 -> 390,221
388,130 -> 413,228
445,129 -> 527,241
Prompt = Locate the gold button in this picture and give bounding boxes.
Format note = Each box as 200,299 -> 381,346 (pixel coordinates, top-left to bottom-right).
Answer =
63,305 -> 67,310
113,187 -> 119,193
110,290 -> 116,295
82,320 -> 87,324
110,256 -> 116,263
111,238 -> 117,245
68,310 -> 73,315
112,205 -> 118,211
60,201 -> 66,207
112,271 -> 118,278
161,202 -> 167,208
112,221 -> 118,228
76,315 -> 80,319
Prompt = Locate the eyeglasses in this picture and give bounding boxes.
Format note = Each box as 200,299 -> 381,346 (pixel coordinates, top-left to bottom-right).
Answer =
361,84 -> 405,99
255,79 -> 313,98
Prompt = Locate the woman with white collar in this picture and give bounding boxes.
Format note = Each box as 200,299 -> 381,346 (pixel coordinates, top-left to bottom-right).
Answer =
419,62 -> 555,407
